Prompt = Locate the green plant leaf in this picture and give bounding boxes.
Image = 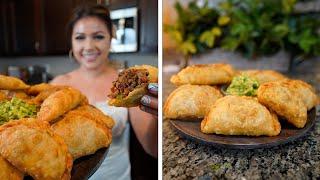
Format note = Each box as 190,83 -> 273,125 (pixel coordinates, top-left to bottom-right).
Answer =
199,30 -> 215,47
221,37 -> 240,51
179,41 -> 197,55
299,30 -> 317,53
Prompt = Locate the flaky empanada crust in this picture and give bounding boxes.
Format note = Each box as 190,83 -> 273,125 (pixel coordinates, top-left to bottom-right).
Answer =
257,81 -> 307,128
170,63 -> 236,85
164,85 -> 223,120
0,118 -> 72,180
201,96 -> 281,136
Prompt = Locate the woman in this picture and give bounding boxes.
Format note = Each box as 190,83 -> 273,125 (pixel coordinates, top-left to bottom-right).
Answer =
50,4 -> 158,180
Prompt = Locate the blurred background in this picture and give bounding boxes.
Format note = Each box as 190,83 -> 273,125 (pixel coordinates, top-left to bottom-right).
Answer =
163,0 -> 320,91
0,0 -> 157,84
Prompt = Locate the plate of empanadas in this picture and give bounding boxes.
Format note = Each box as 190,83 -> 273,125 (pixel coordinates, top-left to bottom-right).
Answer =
164,63 -> 319,149
0,75 -> 114,180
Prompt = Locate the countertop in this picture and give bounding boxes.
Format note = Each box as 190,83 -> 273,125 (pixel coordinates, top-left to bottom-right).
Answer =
162,70 -> 320,180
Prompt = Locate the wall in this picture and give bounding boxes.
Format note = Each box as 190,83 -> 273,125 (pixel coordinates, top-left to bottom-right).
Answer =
0,53 -> 158,76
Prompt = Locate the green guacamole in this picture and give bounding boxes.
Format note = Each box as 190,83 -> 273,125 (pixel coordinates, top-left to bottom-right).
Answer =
0,97 -> 37,125
226,75 -> 260,96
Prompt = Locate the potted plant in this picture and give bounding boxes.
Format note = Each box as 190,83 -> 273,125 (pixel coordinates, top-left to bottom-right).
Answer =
164,0 -> 229,68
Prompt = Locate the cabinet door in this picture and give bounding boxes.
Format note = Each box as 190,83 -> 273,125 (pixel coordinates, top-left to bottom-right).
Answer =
42,0 -> 73,54
0,0 -> 43,56
109,0 -> 137,10
139,0 -> 157,53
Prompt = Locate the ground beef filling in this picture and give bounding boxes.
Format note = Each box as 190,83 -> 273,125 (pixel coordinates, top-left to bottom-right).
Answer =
109,69 -> 149,99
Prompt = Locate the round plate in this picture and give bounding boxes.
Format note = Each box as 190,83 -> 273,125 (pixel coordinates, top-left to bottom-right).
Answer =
24,147 -> 109,180
169,108 -> 317,149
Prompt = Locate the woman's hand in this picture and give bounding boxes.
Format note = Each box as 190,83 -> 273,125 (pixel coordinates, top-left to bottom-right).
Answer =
139,83 -> 158,116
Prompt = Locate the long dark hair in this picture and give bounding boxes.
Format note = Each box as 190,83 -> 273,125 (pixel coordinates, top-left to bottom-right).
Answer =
67,4 -> 112,46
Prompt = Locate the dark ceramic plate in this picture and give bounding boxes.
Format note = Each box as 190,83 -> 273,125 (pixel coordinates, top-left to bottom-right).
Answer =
170,108 -> 317,149
24,147 -> 109,180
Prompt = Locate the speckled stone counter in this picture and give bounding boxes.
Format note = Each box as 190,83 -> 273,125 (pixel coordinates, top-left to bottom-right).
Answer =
163,70 -> 320,180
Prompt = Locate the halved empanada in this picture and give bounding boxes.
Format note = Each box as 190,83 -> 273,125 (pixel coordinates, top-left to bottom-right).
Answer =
257,81 -> 307,128
164,85 -> 223,120
241,70 -> 287,84
201,96 -> 281,136
170,63 -> 236,85
0,75 -> 30,90
0,118 -> 72,180
108,65 -> 158,107
52,109 -> 113,159
0,156 -> 24,180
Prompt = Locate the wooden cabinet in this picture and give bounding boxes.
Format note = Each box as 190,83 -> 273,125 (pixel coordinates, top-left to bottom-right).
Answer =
138,0 -> 158,53
0,0 -> 157,56
109,0 -> 137,10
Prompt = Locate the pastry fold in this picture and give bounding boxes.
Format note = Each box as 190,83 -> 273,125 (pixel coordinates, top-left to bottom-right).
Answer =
0,118 -> 72,180
0,75 -> 30,90
52,107 -> 113,159
201,96 -> 281,136
257,81 -> 307,128
241,70 -> 287,84
37,87 -> 85,123
170,63 -> 236,85
164,85 -> 222,120
0,156 -> 24,180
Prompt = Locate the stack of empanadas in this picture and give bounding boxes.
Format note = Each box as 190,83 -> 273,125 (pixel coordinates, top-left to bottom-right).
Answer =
165,63 -> 319,137
0,75 -> 115,179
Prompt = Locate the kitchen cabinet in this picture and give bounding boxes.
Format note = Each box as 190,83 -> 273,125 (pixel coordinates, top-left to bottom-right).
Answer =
138,0 -> 158,53
0,0 -> 157,56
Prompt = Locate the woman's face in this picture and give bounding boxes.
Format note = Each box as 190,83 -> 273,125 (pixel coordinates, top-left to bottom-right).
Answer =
72,16 -> 111,70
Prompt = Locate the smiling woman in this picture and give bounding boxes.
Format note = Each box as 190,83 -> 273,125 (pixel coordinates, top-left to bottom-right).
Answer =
50,4 -> 158,180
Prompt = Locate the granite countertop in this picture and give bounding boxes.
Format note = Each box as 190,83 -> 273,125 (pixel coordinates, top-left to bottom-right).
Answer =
163,71 -> 320,180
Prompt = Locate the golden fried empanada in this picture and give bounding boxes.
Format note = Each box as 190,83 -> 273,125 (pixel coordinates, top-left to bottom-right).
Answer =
201,96 -> 281,136
0,156 -> 24,180
67,105 -> 115,129
0,118 -> 72,180
27,83 -> 55,95
0,75 -> 29,90
280,79 -> 318,110
52,111 -> 113,159
257,81 -> 307,128
170,63 -> 236,85
37,87 -> 84,122
241,70 -> 287,84
164,85 -> 223,120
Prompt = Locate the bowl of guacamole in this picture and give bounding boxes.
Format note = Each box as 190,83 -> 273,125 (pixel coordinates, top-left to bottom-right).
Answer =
223,75 -> 260,96
0,97 -> 37,125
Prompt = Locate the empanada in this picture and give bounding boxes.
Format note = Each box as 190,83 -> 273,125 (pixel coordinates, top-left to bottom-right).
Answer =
0,118 -> 72,180
201,96 -> 281,136
170,63 -> 236,85
0,75 -> 30,90
27,83 -> 55,95
0,156 -> 24,180
257,81 -> 307,128
280,79 -> 318,110
164,85 -> 223,120
241,70 -> 287,84
108,65 -> 158,107
52,110 -> 113,159
37,87 -> 84,122
67,105 -> 115,129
